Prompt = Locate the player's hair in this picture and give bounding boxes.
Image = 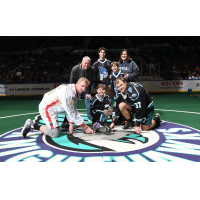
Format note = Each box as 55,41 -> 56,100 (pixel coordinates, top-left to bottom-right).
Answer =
97,84 -> 106,90
119,49 -> 132,63
82,56 -> 91,62
98,47 -> 106,53
115,77 -> 126,85
77,77 -> 90,85
110,61 -> 119,68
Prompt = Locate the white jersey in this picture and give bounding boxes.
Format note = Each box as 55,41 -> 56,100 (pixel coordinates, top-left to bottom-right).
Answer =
39,84 -> 84,128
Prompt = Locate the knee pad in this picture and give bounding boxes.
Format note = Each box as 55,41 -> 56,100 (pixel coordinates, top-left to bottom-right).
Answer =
44,127 -> 59,138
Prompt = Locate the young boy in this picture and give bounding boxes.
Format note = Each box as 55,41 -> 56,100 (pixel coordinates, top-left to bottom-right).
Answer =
110,61 -> 127,99
90,84 -> 112,126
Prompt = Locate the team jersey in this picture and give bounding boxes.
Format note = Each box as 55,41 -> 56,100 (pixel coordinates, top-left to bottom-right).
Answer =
110,70 -> 127,98
112,82 -> 154,124
93,58 -> 112,85
90,94 -> 112,113
39,84 -> 84,126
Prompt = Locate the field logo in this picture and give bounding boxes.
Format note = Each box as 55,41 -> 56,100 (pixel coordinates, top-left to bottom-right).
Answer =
0,114 -> 200,162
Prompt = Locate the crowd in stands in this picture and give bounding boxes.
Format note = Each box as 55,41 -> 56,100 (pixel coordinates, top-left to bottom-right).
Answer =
0,48 -> 140,84
0,36 -> 200,84
88,36 -> 130,49
0,36 -> 46,52
42,36 -> 85,50
0,50 -> 74,84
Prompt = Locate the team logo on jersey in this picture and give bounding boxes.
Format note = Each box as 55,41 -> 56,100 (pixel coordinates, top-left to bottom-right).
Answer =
131,93 -> 137,98
128,87 -> 132,93
99,67 -> 108,79
70,97 -> 77,106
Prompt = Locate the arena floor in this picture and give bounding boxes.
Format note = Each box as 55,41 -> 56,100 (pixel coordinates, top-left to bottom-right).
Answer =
1,92 -> 200,162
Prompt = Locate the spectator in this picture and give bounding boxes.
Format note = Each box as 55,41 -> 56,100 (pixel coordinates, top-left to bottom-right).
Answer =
60,70 -> 70,83
118,49 -> 139,82
5,75 -> 13,84
177,74 -> 183,80
46,73 -> 52,83
40,77 -> 46,83
188,73 -> 195,80
110,61 -> 127,99
24,77 -> 31,83
54,69 -> 61,83
92,47 -> 112,97
69,56 -> 94,121
0,74 -> 4,84
16,68 -> 22,77
196,74 -> 200,79
191,72 -> 196,79
19,74 -> 25,83
181,69 -> 188,79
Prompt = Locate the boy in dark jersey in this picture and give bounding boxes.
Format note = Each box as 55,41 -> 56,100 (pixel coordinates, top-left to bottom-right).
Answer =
90,84 -> 112,126
110,61 -> 128,99
92,47 -> 112,97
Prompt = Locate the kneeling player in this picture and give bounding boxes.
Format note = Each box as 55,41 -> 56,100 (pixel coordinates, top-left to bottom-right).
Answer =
21,77 -> 94,138
110,77 -> 161,134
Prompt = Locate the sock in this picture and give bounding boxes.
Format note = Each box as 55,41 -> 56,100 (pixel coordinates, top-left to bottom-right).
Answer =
126,118 -> 132,124
154,116 -> 158,124
33,123 -> 41,131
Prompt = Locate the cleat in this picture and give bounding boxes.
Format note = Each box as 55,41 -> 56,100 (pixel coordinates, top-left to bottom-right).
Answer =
155,113 -> 161,126
93,122 -> 113,135
21,119 -> 34,138
104,126 -> 113,135
93,122 -> 101,134
123,121 -> 135,129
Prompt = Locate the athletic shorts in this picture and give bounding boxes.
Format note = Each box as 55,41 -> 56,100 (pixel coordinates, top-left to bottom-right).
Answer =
92,110 -> 106,123
140,106 -> 154,126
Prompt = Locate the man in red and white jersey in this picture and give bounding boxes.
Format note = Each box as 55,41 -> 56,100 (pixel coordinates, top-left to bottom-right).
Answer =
21,77 -> 94,138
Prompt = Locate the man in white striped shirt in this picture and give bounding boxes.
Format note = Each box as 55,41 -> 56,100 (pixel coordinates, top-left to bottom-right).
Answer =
21,77 -> 94,138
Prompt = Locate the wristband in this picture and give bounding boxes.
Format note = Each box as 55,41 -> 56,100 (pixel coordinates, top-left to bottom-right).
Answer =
84,126 -> 89,131
112,117 -> 117,124
135,121 -> 141,127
